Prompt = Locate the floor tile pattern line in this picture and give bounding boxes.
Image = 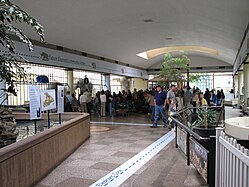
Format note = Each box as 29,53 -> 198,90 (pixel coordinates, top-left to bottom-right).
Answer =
90,121 -> 162,126
89,130 -> 175,187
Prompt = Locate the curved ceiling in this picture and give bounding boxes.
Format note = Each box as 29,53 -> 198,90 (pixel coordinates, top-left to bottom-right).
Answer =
12,0 -> 249,69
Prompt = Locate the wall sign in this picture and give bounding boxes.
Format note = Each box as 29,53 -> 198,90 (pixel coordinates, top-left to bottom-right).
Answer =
0,41 -> 148,79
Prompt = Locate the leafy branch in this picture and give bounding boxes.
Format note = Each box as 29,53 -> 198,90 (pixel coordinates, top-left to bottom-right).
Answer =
159,53 -> 190,82
0,0 -> 44,97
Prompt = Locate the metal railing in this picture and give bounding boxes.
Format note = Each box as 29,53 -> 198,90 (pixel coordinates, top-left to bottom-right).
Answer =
215,128 -> 249,187
170,103 -> 225,187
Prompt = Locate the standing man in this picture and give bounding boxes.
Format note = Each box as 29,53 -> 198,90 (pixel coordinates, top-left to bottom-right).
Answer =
151,85 -> 168,128
166,84 -> 176,129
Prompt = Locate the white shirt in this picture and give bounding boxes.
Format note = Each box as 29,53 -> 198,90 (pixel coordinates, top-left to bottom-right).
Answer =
100,94 -> 106,103
80,94 -> 87,103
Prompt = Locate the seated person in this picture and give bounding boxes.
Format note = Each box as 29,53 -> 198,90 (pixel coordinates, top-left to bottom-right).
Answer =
196,93 -> 208,107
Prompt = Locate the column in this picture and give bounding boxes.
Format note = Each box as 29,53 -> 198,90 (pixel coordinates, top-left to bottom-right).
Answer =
233,74 -> 238,98
0,81 -> 7,105
121,77 -> 129,91
186,64 -> 190,87
213,73 -> 215,90
103,73 -> 111,91
238,70 -> 243,107
243,63 -> 249,111
130,78 -> 148,91
66,69 -> 74,94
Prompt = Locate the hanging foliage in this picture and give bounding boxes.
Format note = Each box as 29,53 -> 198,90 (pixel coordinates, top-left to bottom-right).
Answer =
0,0 -> 45,97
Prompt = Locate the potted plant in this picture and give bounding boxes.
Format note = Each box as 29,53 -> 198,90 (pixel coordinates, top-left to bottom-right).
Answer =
188,107 -> 217,137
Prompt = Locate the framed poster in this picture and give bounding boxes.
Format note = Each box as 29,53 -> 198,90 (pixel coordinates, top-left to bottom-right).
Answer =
40,89 -> 56,111
57,86 -> 64,113
29,85 -> 41,120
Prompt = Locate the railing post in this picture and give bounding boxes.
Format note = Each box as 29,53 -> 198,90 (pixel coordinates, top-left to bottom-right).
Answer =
215,127 -> 223,187
186,132 -> 190,166
208,136 -> 216,187
175,123 -> 178,148
223,101 -> 225,122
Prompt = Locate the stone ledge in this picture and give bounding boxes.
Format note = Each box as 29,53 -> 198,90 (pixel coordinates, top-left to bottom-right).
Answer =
0,112 -> 90,187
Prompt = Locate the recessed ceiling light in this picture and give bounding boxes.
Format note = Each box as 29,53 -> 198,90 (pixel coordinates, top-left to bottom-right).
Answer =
143,19 -> 153,23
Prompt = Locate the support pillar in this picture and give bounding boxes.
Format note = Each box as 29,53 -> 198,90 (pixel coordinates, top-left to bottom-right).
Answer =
243,63 -> 249,111
233,74 -> 238,98
66,69 -> 74,94
213,73 -> 215,90
0,81 -> 7,105
238,70 -> 243,107
187,64 -> 190,87
103,73 -> 111,91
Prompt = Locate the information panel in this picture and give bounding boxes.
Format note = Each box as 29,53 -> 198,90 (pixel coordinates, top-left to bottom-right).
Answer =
29,85 -> 41,120
176,126 -> 187,155
57,86 -> 64,113
190,138 -> 208,182
40,89 -> 56,111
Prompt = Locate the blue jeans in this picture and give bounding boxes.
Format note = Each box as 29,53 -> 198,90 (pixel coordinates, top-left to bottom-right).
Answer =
153,105 -> 168,127
150,105 -> 155,120
169,106 -> 175,128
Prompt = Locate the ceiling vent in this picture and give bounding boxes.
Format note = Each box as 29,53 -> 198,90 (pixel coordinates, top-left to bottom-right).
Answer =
81,52 -> 87,56
143,19 -> 153,23
165,37 -> 173,40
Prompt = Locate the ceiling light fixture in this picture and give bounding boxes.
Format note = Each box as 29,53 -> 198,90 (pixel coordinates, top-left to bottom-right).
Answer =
137,46 -> 219,60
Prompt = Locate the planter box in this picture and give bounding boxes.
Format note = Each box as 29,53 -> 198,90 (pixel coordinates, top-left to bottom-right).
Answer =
193,125 -> 216,137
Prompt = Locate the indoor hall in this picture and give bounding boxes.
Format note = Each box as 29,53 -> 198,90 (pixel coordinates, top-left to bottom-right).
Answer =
0,0 -> 249,187
35,106 -> 241,187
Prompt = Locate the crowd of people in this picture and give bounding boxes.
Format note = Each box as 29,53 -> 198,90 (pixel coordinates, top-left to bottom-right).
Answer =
63,85 -> 225,129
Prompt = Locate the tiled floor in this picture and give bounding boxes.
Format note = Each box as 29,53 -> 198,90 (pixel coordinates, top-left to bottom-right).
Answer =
36,106 -> 241,187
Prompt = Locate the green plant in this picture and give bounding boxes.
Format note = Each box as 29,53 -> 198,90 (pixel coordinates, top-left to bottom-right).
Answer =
159,52 -> 190,82
189,73 -> 203,83
0,0 -> 44,100
188,108 -> 217,129
187,120 -> 198,129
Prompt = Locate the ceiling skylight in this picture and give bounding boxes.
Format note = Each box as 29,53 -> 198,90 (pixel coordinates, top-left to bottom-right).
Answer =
137,46 -> 219,60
